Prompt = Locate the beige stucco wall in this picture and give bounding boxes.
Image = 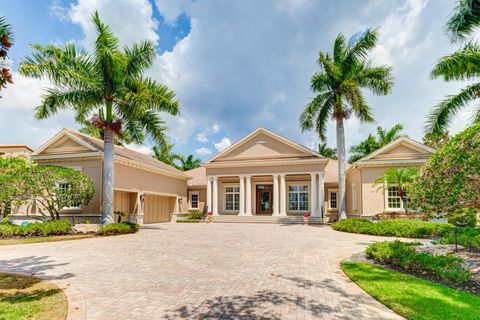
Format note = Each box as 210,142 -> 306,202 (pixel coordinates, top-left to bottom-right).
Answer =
206,162 -> 326,176
346,168 -> 362,215
187,187 -> 206,212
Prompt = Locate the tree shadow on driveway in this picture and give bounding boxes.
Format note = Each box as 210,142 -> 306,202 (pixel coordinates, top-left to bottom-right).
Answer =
0,255 -> 73,281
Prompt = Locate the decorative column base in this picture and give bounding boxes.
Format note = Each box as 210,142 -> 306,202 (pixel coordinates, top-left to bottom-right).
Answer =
129,214 -> 144,225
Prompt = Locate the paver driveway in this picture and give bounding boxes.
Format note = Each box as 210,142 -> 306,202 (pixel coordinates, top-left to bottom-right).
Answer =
0,223 -> 404,320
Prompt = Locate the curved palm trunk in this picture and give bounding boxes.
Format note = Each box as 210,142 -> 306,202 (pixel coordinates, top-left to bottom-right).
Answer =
336,119 -> 347,220
101,128 -> 115,224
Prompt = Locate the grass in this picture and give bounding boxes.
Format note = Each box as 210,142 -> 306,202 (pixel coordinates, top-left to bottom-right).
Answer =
341,262 -> 480,320
0,234 -> 95,246
0,272 -> 68,320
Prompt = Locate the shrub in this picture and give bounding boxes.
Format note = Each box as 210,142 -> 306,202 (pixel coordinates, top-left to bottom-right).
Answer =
332,218 -> 452,238
96,222 -> 139,236
186,210 -> 204,220
0,220 -> 71,238
366,241 -> 471,284
176,219 -> 202,223
439,227 -> 480,252
447,208 -> 478,228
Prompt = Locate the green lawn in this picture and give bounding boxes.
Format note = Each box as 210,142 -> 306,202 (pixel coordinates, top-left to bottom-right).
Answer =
0,272 -> 67,320
0,234 -> 95,246
341,262 -> 480,320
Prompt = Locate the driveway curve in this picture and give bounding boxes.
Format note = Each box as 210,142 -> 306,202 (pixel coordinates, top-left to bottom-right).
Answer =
0,223 -> 403,319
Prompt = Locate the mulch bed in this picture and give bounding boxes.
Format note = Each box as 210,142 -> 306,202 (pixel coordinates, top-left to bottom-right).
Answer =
345,244 -> 480,296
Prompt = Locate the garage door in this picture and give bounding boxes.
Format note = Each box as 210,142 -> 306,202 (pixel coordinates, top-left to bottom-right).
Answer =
143,194 -> 175,224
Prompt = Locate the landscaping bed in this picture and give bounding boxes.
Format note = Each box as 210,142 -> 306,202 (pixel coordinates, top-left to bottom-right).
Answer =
341,262 -> 480,320
176,210 -> 204,223
0,272 -> 68,320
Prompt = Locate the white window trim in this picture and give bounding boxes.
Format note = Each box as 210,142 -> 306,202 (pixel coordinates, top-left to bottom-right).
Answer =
328,189 -> 338,210
351,183 -> 357,210
188,191 -> 200,210
223,183 -> 240,212
287,183 -> 309,212
59,166 -> 83,211
384,184 -> 406,211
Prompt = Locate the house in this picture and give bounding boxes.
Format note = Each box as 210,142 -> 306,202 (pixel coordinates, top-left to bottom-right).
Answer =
17,128 -> 191,224
0,144 -> 33,159
13,127 -> 435,224
183,129 -> 435,221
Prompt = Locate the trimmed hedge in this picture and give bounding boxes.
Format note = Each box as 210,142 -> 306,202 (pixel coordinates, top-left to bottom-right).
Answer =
439,227 -> 480,252
332,218 -> 452,238
96,222 -> 139,236
366,241 -> 470,284
0,220 -> 71,238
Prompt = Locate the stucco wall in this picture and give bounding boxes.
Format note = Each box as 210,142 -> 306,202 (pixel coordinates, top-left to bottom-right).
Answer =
346,168 -> 362,215
205,162 -> 326,176
187,187 -> 206,212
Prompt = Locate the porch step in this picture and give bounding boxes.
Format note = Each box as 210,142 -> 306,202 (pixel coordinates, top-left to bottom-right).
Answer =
208,215 -> 326,224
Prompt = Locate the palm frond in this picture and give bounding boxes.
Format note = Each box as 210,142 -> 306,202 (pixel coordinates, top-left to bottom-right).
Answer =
299,91 -> 333,134
35,88 -> 100,119
124,40 -> 157,77
356,63 -> 394,95
333,33 -> 347,64
431,42 -> 480,81
446,0 -> 480,42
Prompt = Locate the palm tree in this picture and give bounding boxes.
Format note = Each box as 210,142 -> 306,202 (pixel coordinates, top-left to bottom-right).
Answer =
19,12 -> 179,224
152,142 -> 182,170
317,142 -> 337,159
427,0 -> 480,133
0,16 -> 14,95
373,168 -> 418,214
300,29 -> 394,220
177,154 -> 202,171
349,124 -> 404,162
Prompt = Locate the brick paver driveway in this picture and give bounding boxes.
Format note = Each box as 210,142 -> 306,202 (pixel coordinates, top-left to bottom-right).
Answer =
0,224 -> 403,319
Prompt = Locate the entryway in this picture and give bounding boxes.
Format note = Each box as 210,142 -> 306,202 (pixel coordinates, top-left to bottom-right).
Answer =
256,184 -> 273,215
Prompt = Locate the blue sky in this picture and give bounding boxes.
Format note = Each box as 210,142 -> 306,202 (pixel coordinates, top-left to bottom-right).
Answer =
0,0 -> 472,161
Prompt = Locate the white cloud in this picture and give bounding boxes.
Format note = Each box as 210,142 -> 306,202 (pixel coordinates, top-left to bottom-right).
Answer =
154,0 -> 194,25
195,147 -> 212,156
196,132 -> 208,143
211,124 -> 220,134
214,137 -> 231,151
125,144 -> 151,154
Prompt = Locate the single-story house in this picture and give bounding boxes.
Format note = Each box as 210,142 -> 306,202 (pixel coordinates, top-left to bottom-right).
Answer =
0,144 -> 33,159
12,127 -> 435,224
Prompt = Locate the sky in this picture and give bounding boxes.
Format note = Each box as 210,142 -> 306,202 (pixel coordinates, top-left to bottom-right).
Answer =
0,0 -> 473,161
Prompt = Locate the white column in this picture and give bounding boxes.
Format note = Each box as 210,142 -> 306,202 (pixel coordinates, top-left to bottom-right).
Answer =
212,176 -> 219,215
279,174 -> 286,216
273,174 -> 279,216
239,175 -> 245,216
245,175 -> 252,216
318,172 -> 325,220
206,176 -> 212,213
310,173 -> 318,216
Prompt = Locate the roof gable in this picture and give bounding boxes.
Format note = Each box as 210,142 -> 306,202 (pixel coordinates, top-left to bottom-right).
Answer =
33,130 -> 99,156
206,127 -> 323,163
363,137 -> 435,161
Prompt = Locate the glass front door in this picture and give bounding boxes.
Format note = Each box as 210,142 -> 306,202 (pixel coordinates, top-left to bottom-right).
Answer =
256,185 -> 273,215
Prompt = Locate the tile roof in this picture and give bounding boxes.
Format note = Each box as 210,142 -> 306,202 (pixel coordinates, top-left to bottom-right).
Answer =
185,166 -> 207,186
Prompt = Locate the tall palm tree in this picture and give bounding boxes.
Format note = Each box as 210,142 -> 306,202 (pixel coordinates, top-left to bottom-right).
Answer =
300,29 -> 394,219
373,168 -> 418,214
317,142 -> 337,159
177,154 -> 202,171
19,12 -> 179,224
349,124 -> 404,162
427,0 -> 480,133
152,142 -> 182,169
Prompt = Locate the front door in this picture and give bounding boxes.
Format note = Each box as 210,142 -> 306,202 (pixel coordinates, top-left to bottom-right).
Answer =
256,185 -> 273,215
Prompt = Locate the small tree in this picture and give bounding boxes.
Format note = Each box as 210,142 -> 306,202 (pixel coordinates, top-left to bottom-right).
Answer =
373,168 -> 418,213
410,123 -> 480,216
32,166 -> 95,220
0,157 -> 35,217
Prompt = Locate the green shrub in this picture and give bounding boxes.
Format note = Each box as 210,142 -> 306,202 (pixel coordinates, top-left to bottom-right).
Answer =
0,220 -> 71,238
332,218 -> 452,238
439,227 -> 480,252
186,210 -> 204,220
366,241 -> 471,284
176,219 -> 202,223
448,208 -> 478,228
96,222 -> 139,236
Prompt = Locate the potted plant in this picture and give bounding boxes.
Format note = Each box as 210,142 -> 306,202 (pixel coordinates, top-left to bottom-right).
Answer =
303,212 -> 310,224
207,211 -> 213,223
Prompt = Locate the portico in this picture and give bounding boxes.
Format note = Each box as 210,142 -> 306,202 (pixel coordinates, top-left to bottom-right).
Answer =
202,127 -> 329,218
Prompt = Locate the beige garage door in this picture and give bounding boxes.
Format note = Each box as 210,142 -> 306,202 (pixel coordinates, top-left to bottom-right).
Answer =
143,194 -> 175,224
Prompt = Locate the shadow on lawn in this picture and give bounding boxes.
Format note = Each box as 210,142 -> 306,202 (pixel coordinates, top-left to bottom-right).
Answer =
0,255 -> 73,285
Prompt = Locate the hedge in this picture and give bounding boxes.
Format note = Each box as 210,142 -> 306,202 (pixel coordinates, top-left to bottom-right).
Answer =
96,222 -> 139,236
438,227 -> 480,252
0,220 -> 71,238
366,241 -> 470,284
332,218 -> 452,238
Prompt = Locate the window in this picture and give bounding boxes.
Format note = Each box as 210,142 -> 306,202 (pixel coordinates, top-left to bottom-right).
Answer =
224,185 -> 240,211
57,182 -> 80,210
329,190 -> 338,209
189,191 -> 199,209
351,184 -> 357,210
288,185 -> 309,211
386,186 -> 408,210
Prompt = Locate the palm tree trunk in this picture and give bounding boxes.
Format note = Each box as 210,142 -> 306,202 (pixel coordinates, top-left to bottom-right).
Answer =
336,119 -> 347,220
101,128 -> 115,224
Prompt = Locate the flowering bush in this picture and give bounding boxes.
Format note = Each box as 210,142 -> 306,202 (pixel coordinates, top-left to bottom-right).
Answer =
303,212 -> 311,218
207,211 -> 213,215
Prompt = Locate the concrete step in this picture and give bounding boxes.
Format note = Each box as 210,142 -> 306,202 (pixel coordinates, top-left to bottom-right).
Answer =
206,215 -> 326,224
